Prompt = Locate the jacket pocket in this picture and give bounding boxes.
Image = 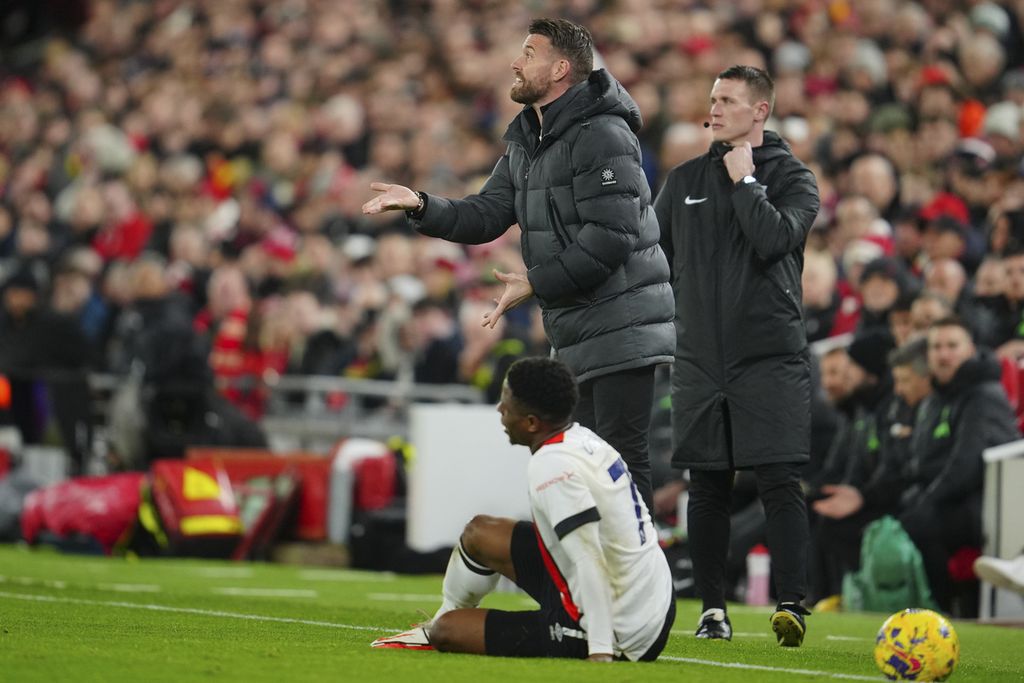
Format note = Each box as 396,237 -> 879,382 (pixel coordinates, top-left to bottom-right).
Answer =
765,272 -> 801,319
548,194 -> 570,250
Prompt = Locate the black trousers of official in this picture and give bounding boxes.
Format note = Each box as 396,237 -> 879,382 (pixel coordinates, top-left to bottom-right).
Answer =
688,463 -> 809,610
573,365 -> 657,513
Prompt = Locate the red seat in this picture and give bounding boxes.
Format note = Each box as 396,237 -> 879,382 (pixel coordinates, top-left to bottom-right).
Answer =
1000,356 -> 1020,411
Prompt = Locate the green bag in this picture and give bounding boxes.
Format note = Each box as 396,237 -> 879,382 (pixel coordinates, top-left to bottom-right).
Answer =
841,515 -> 938,613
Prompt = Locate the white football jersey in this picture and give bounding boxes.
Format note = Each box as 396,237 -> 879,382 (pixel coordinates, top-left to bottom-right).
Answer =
527,423 -> 674,660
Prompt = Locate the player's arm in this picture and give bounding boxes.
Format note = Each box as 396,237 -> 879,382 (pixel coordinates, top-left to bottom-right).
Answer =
410,153 -> 518,245
558,519 -> 615,660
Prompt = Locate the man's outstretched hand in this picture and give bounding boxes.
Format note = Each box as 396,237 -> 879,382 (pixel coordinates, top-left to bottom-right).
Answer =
362,182 -> 419,214
482,270 -> 534,329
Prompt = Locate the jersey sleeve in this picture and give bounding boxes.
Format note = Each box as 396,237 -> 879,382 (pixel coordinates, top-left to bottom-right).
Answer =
528,449 -> 601,539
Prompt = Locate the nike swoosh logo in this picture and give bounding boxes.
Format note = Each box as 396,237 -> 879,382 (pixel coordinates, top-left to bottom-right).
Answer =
684,196 -> 707,205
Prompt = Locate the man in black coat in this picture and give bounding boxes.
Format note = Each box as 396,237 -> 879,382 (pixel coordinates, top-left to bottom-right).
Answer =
363,18 -> 674,510
654,65 -> 820,646
899,317 -> 1019,611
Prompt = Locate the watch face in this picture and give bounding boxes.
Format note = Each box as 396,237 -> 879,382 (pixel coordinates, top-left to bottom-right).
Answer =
743,175 -> 756,184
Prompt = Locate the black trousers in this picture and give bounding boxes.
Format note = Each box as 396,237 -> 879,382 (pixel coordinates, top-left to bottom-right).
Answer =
574,365 -> 657,513
688,463 -> 809,610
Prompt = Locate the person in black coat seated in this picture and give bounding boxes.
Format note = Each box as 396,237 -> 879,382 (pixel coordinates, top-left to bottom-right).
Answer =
901,317 -> 1019,611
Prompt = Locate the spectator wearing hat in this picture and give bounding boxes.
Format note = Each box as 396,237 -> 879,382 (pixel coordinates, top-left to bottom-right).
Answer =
857,257 -> 915,333
983,101 -> 1023,160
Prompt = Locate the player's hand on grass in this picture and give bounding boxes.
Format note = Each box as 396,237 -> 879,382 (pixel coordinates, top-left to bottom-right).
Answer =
482,270 -> 533,329
362,182 -> 419,214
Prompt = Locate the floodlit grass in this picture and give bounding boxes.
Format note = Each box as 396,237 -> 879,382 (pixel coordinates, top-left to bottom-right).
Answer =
1,545 -> 1022,681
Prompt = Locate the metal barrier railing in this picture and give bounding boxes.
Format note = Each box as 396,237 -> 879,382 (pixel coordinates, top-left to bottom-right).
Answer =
87,372 -> 486,451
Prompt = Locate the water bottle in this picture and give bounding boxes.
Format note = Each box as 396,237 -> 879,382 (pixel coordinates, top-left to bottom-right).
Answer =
746,543 -> 771,606
675,489 -> 689,538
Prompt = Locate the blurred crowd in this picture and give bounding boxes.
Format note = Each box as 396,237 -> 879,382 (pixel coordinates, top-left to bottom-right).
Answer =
1,0 -> 1024,473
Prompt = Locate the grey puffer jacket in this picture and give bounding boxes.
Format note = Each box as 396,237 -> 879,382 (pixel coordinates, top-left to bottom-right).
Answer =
411,69 -> 674,381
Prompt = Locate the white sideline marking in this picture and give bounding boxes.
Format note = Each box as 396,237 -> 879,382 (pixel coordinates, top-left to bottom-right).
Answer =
193,567 -> 255,578
367,592 -> 442,603
0,575 -> 67,589
0,590 -> 387,632
671,629 -> 770,638
660,656 -> 879,681
212,587 -> 317,598
298,570 -> 396,582
826,635 -> 871,642
97,583 -> 162,593
0,589 -> 882,678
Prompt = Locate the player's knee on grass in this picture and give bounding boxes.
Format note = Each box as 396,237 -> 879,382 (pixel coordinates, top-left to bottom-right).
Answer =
429,610 -> 485,654
461,515 -> 513,570
429,612 -> 458,652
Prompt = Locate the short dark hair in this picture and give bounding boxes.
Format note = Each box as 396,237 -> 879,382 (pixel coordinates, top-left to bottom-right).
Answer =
505,356 -> 579,424
888,337 -> 929,375
528,18 -> 594,83
929,315 -> 974,341
717,65 -> 776,115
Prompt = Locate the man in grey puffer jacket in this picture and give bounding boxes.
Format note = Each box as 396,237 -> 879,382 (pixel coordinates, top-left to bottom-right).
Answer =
363,18 -> 673,510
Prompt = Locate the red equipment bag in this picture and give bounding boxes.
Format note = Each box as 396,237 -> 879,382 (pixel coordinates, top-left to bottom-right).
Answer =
21,472 -> 145,554
145,459 -> 245,557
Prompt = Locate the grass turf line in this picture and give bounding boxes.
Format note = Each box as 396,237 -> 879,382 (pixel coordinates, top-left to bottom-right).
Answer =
1,545 -> 1023,682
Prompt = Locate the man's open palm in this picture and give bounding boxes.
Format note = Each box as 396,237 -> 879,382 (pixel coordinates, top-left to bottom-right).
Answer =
362,182 -> 419,214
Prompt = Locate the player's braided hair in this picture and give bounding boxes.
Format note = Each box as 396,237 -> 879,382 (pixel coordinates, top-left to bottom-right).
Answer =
505,356 -> 579,424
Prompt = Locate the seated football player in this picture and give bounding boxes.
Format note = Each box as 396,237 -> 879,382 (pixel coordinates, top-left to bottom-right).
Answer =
370,357 -> 676,661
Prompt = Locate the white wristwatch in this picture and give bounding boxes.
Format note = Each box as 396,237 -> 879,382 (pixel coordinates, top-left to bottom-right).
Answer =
741,175 -> 757,184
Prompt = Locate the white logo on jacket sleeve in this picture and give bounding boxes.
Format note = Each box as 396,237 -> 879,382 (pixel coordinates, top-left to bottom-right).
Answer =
684,195 -> 708,205
600,168 -> 617,185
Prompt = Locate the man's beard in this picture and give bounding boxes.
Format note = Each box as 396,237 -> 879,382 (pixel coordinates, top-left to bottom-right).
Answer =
510,76 -> 550,105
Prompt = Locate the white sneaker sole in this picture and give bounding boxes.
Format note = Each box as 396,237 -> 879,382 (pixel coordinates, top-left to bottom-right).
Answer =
974,558 -> 1024,594
370,628 -> 434,650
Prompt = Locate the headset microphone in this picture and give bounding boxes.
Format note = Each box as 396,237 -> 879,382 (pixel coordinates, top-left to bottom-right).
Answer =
703,121 -> 710,128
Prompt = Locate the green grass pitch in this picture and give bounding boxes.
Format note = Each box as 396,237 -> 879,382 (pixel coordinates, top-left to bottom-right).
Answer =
1,545 -> 1022,682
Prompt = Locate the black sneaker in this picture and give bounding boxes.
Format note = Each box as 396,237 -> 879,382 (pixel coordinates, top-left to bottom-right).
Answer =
695,608 -> 732,640
771,602 -> 810,647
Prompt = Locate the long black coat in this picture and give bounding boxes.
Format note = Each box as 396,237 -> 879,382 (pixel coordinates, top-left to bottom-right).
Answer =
655,132 -> 820,469
412,69 -> 674,382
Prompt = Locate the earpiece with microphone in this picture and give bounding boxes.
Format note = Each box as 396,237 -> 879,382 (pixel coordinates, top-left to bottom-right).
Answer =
703,121 -> 710,128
